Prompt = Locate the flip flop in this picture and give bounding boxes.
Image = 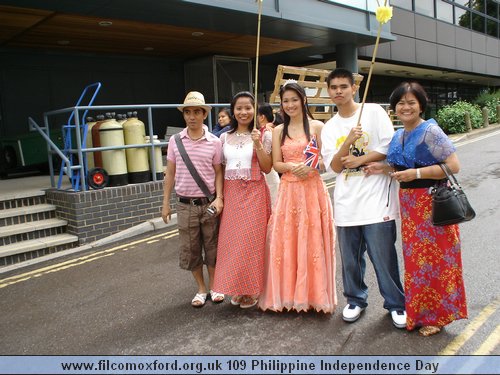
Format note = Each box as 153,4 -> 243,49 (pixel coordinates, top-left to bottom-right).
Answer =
209,290 -> 225,304
191,293 -> 207,308
419,326 -> 441,337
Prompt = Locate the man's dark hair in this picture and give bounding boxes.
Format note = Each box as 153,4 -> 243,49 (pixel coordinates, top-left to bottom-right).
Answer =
327,68 -> 355,86
258,103 -> 274,123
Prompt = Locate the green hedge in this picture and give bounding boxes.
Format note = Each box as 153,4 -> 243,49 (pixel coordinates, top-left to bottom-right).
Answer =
483,99 -> 499,124
436,101 -> 483,134
474,90 -> 499,124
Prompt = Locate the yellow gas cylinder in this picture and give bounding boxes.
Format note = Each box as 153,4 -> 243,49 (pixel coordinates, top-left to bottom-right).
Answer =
123,112 -> 150,183
145,135 -> 164,180
91,114 -> 106,168
85,117 -> 97,170
98,113 -> 128,186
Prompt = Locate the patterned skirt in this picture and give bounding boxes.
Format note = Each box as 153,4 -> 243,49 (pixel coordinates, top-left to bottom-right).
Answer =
400,188 -> 468,330
213,178 -> 271,296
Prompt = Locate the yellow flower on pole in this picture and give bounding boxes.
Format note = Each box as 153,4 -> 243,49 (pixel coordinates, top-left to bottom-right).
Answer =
346,1 -> 392,180
376,6 -> 393,24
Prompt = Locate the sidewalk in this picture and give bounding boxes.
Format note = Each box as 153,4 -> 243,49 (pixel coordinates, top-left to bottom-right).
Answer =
447,122 -> 500,142
1,123 -> 499,274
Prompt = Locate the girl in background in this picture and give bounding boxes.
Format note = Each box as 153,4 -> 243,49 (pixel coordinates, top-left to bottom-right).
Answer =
212,107 -> 232,138
257,103 -> 280,206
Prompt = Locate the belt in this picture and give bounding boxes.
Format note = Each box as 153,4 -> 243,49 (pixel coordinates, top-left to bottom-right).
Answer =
177,196 -> 210,206
400,179 -> 437,189
394,165 -> 439,189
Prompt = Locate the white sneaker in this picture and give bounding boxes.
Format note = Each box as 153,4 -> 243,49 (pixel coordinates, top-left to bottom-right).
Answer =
391,310 -> 407,329
342,304 -> 365,322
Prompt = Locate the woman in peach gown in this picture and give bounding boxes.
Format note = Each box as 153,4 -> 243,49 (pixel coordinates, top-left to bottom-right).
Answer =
259,82 -> 336,313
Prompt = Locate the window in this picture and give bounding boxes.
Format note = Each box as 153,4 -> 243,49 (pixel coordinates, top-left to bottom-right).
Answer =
321,0 -> 377,11
437,1 -> 454,23
486,0 -> 498,18
471,14 -> 486,32
415,0 -> 434,17
487,18 -> 498,36
390,0 -> 413,10
455,6 -> 471,27
454,1 -> 471,7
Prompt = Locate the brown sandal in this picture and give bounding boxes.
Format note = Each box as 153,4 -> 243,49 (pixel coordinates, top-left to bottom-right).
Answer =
230,295 -> 243,306
419,326 -> 441,337
240,295 -> 258,309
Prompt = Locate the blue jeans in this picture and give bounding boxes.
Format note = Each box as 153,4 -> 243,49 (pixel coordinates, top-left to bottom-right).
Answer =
337,220 -> 405,311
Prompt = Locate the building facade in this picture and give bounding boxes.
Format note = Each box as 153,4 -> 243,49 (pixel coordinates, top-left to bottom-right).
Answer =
0,0 -> 499,142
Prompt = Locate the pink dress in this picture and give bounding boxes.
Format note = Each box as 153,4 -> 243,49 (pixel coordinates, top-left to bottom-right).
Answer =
213,132 -> 271,296
259,135 -> 337,313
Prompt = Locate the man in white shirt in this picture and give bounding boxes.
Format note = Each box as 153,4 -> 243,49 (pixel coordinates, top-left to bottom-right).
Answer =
321,68 -> 406,329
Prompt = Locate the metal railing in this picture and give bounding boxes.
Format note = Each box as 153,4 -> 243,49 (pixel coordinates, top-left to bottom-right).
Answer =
29,103 -> 237,191
29,102 -> 398,191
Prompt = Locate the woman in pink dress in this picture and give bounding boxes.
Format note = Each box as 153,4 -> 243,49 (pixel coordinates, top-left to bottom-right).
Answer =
259,82 -> 337,313
213,91 -> 272,309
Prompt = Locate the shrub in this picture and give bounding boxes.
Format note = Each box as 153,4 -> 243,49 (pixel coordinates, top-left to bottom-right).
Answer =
484,98 -> 499,124
436,101 -> 482,134
474,90 -> 500,124
474,89 -> 500,108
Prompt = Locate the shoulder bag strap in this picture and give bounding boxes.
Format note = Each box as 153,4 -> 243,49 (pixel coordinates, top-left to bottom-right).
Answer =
439,163 -> 460,188
174,134 -> 213,199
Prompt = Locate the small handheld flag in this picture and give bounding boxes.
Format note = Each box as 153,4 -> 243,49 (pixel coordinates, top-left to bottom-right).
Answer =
304,135 -> 320,170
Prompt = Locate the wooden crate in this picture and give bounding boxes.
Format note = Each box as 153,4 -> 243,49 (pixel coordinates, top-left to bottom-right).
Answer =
269,65 -> 364,120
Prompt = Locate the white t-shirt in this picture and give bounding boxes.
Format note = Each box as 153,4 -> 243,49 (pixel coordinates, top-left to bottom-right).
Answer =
321,103 -> 399,226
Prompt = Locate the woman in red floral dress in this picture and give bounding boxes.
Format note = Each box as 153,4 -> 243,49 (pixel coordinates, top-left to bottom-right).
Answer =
365,82 -> 467,336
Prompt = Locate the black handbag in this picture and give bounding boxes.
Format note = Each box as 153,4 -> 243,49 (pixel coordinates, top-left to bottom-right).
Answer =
431,163 -> 476,226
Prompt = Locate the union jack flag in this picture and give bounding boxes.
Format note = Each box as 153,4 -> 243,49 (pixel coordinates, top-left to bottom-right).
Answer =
303,135 -> 320,169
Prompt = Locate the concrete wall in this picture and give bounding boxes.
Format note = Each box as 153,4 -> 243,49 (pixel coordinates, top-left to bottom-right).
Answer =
45,181 -> 173,245
359,7 -> 500,78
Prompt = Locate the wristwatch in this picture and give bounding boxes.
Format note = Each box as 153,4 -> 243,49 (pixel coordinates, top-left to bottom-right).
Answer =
416,168 -> 421,179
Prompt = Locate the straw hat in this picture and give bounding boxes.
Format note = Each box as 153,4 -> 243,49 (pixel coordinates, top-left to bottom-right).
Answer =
177,91 -> 212,112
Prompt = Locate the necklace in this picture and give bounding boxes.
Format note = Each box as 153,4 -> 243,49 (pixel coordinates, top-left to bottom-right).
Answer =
188,129 -> 205,141
235,131 -> 250,137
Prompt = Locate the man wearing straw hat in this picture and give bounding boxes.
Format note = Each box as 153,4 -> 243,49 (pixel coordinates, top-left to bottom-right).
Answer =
321,68 -> 406,329
162,91 -> 225,308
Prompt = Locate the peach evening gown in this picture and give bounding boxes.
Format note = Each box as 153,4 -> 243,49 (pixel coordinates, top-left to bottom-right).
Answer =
259,135 -> 337,313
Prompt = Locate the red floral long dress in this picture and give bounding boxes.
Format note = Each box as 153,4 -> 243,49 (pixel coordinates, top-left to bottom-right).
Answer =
387,119 -> 468,331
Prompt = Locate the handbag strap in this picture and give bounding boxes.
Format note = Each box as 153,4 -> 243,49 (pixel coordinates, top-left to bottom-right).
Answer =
439,163 -> 460,188
174,133 -> 213,199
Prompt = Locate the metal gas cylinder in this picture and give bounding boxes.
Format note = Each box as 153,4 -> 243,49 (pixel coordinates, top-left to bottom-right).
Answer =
98,113 -> 128,186
123,112 -> 150,183
145,135 -> 164,181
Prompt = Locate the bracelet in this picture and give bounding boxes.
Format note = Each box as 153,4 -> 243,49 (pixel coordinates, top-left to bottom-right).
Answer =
416,168 -> 421,179
216,196 -> 223,200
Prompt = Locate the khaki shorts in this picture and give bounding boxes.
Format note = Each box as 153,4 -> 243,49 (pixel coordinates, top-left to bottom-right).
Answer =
176,201 -> 219,270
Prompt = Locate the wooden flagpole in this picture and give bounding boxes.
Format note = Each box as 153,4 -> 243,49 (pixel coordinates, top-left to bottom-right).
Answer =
253,0 -> 263,130
345,0 -> 391,179
355,0 -> 389,128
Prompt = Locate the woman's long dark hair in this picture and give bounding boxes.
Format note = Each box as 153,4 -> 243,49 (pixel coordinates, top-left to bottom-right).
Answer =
279,82 -> 311,145
228,91 -> 255,134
